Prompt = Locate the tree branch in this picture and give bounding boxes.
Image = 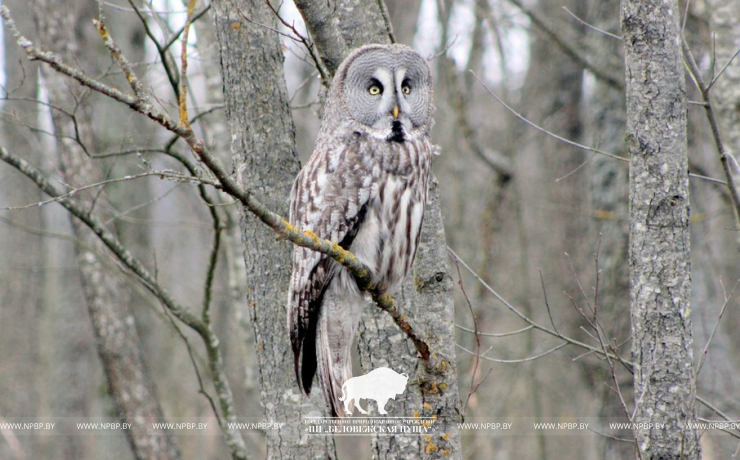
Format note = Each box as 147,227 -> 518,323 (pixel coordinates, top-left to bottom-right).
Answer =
0,4 -> 432,364
292,0 -> 350,76
0,145 -> 248,460
681,36 -> 740,227
505,0 -> 624,91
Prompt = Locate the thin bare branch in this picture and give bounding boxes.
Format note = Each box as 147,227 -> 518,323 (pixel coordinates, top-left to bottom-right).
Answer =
202,214 -> 224,325
454,323 -> 533,338
451,251 -> 486,415
471,71 -> 628,162
708,44 -> 740,90
163,5 -> 211,52
507,0 -> 624,90
695,278 -> 740,378
0,171 -> 185,211
456,341 -> 569,363
375,0 -> 395,43
562,7 -> 622,41
682,35 -> 740,226
125,0 -> 180,97
448,246 -> 629,366
264,1 -> 331,86
539,269 -> 560,336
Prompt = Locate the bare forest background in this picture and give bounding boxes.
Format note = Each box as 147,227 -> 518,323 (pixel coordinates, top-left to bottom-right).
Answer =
0,0 -> 739,459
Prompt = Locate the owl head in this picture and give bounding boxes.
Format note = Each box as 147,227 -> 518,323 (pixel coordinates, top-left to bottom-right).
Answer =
330,44 -> 433,143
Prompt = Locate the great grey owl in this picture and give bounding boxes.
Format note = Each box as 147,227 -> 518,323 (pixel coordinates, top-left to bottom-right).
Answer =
288,44 -> 434,417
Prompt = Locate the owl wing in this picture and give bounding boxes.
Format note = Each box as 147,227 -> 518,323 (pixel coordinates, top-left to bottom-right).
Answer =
288,138 -> 374,394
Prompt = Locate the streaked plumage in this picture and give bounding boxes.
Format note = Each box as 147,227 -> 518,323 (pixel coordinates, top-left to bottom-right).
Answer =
288,44 -> 434,417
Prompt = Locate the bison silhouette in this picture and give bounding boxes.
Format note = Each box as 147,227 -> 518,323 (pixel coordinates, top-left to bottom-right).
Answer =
339,367 -> 409,415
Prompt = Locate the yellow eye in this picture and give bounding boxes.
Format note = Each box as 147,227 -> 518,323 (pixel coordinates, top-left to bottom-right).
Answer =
368,85 -> 382,95
402,85 -> 411,95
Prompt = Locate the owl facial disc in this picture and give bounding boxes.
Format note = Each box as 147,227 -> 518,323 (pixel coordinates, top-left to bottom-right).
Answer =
337,45 -> 433,143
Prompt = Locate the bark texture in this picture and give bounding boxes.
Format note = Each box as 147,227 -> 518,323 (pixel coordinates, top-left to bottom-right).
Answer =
621,0 -> 700,457
211,0 -> 336,458
294,0 -> 392,78
33,1 -> 181,459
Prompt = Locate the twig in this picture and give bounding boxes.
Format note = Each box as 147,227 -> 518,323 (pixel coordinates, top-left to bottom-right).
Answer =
95,15 -> 147,99
126,0 -> 180,97
292,0 -> 350,75
163,5 -> 211,52
562,7 -> 622,41
681,35 -> 740,225
695,278 -> 740,378
471,71 -> 628,162
264,1 -> 331,86
159,299 -> 223,430
448,247 -> 629,366
454,323 -> 533,338
586,425 -> 636,443
567,241 -> 636,442
456,341 -> 568,363
202,213 -> 224,325
376,0 -> 396,44
0,171 -> 182,211
506,0 -> 624,91
695,394 -> 740,439
450,251 -> 486,415
708,44 -> 740,90
442,55 -> 513,179
539,269 -> 560,336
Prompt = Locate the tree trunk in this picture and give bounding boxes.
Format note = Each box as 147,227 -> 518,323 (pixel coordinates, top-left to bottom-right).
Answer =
621,0 -> 700,457
210,0 -> 336,458
33,1 -> 181,458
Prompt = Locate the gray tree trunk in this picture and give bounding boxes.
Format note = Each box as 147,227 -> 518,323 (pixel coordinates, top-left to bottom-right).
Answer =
210,1 -> 336,458
185,0 -> 260,436
621,0 -> 700,457
33,1 -> 181,458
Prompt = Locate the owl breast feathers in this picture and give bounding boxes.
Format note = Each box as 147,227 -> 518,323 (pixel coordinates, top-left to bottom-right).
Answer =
287,44 -> 434,417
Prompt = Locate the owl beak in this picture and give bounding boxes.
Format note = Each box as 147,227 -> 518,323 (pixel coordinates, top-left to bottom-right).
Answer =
392,105 -> 399,119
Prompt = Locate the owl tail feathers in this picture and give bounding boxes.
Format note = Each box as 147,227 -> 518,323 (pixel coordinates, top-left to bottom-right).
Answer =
295,307 -> 319,396
316,314 -> 354,418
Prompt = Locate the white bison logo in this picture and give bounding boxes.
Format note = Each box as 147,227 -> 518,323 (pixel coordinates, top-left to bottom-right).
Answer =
339,367 -> 409,415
